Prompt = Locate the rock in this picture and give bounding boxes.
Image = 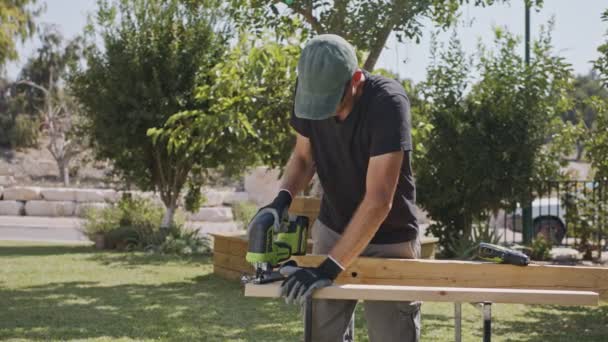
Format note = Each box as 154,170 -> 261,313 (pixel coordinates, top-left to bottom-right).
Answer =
25,200 -> 76,217
41,188 -> 77,202
0,201 -> 25,215
186,221 -> 239,235
104,190 -> 122,203
223,191 -> 250,205
244,166 -> 281,206
75,189 -> 117,203
130,191 -> 164,207
188,206 -> 233,222
550,247 -> 582,262
75,202 -> 109,217
0,175 -> 16,186
202,189 -> 226,207
3,186 -> 42,201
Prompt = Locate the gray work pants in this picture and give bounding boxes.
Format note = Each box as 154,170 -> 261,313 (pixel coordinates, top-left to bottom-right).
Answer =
307,220 -> 421,342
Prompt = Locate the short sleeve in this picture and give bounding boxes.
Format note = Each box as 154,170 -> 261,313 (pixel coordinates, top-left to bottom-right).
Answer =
290,108 -> 311,138
369,94 -> 412,156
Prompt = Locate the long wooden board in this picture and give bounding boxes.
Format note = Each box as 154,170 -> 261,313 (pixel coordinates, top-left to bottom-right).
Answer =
245,283 -> 599,306
290,255 -> 608,300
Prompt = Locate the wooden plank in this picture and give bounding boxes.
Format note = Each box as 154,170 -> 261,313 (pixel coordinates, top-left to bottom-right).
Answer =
214,265 -> 244,281
214,251 -> 254,273
289,196 -> 321,213
245,283 -> 599,306
291,255 -> 608,300
212,235 -> 231,254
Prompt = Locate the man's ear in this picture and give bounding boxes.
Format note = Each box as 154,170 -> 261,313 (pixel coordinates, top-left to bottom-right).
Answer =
353,69 -> 363,84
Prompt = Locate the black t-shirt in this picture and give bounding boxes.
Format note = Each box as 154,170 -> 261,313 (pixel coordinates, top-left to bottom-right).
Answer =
290,71 -> 418,244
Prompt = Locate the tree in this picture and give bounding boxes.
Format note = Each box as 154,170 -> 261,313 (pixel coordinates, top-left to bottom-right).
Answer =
15,26 -> 85,185
203,35 -> 302,170
414,27 -> 574,256
71,0 -> 228,227
228,0 -> 542,71
561,72 -> 608,161
0,0 -> 39,69
589,9 -> 608,180
594,9 -> 608,87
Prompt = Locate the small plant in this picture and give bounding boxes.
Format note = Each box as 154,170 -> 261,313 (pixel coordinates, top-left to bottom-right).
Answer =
81,194 -> 208,255
154,224 -> 211,255
232,201 -> 259,229
528,236 -> 552,261
81,195 -> 164,250
448,235 -> 477,260
448,221 -> 504,260
9,114 -> 39,148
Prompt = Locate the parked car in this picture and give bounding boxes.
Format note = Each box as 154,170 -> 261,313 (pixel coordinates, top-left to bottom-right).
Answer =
507,197 -> 567,244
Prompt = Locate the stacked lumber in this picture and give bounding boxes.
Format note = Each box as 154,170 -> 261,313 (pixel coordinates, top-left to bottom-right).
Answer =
291,255 -> 608,300
245,282 -> 600,306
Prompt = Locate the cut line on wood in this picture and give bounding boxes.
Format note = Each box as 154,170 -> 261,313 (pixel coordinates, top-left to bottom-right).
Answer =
245,283 -> 599,306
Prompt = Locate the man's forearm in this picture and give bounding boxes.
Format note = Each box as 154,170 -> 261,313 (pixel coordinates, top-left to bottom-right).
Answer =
279,151 -> 316,197
328,196 -> 391,269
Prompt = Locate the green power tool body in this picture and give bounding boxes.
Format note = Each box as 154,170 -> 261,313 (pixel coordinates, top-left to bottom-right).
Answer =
478,242 -> 530,266
244,213 -> 309,284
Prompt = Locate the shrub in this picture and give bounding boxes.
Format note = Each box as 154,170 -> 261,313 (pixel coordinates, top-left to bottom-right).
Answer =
447,221 -> 503,259
232,200 -> 258,229
528,236 -> 552,261
153,224 -> 211,255
81,194 -> 207,255
9,114 -> 39,148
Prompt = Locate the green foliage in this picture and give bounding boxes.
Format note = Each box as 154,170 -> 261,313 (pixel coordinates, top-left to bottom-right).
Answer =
72,0 -> 228,225
416,27 -> 574,256
155,225 -> 211,255
232,201 -> 259,229
82,195 -> 164,249
183,180 -> 206,214
8,114 -> 39,148
594,9 -> 608,87
561,72 -> 608,160
590,14 -> 608,180
584,97 -> 608,180
562,189 -> 606,260
447,222 -> 502,260
528,236 -> 552,261
194,35 -> 301,171
0,0 -> 39,68
228,0 -> 541,69
81,195 -> 206,255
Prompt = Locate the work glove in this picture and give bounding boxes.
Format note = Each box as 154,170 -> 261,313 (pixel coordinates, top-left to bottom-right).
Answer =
279,258 -> 342,305
248,190 -> 293,233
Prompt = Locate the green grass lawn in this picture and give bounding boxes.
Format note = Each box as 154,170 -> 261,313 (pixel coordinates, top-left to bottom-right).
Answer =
0,241 -> 607,341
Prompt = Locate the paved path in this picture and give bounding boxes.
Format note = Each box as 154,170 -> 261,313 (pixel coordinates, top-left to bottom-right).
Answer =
0,216 -> 90,243
0,216 -> 241,243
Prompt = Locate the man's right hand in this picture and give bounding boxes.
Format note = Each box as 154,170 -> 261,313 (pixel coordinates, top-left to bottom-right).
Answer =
247,190 -> 293,233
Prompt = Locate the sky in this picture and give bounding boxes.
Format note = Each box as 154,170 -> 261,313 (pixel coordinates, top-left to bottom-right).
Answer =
5,0 -> 608,83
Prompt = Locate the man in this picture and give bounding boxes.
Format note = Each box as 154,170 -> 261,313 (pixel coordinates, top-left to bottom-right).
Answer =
250,34 -> 420,341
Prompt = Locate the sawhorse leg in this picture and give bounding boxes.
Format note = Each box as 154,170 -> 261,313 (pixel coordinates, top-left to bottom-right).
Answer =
304,298 -> 356,342
482,302 -> 492,342
455,302 -> 492,342
454,302 -> 462,342
304,297 -> 313,342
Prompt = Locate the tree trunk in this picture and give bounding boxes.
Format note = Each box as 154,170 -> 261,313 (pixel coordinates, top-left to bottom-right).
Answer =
58,159 -> 70,186
576,140 -> 584,161
161,202 -> 176,229
363,24 -> 394,71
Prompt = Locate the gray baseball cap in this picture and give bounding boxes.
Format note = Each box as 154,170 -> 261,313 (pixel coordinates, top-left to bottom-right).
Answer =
294,34 -> 358,120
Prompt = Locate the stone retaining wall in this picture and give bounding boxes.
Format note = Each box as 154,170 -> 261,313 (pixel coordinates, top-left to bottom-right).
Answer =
0,186 -> 250,222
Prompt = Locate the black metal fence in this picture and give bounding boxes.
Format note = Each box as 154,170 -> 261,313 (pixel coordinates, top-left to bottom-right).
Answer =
490,180 -> 608,254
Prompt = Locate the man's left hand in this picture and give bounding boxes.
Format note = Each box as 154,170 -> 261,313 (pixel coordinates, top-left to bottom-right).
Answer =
279,258 -> 342,305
